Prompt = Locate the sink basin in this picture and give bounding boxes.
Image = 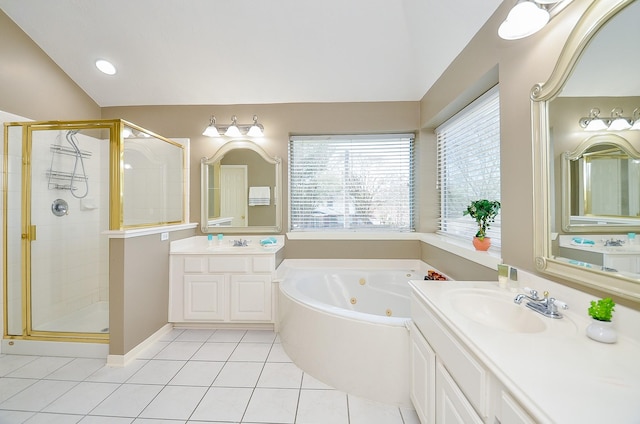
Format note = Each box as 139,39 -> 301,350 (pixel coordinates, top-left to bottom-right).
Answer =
447,289 -> 547,333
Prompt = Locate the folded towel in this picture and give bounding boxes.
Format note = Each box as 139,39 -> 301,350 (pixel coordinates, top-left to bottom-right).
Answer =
571,237 -> 595,246
249,186 -> 270,206
260,237 -> 278,246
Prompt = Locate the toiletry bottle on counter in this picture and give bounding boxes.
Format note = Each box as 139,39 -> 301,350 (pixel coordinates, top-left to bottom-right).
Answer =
217,233 -> 224,245
628,232 -> 636,245
497,264 -> 508,289
508,266 -> 519,292
207,234 -> 213,246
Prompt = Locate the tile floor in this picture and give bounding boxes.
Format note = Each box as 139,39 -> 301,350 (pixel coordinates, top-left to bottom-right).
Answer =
0,328 -> 420,423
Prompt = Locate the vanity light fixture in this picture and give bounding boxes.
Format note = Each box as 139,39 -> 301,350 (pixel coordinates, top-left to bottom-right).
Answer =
202,116 -> 220,137
579,107 -> 638,131
579,108 -> 609,131
224,116 -> 242,137
498,0 -> 566,40
202,115 -> 265,138
630,109 -> 640,131
607,107 -> 632,131
247,115 -> 265,137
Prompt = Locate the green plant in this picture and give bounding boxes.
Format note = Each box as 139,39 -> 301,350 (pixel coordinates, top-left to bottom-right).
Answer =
588,297 -> 616,322
463,199 -> 501,240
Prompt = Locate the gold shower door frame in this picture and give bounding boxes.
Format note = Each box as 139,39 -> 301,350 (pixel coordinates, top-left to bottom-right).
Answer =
3,120 -> 121,343
4,119 -> 187,344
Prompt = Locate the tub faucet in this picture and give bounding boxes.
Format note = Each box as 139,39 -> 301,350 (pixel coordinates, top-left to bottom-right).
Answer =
514,287 -> 568,319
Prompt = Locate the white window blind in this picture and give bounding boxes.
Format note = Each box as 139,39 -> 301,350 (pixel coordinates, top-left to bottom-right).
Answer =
289,134 -> 415,232
436,86 -> 501,246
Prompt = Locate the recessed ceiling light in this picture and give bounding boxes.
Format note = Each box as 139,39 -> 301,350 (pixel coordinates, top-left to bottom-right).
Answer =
95,59 -> 116,75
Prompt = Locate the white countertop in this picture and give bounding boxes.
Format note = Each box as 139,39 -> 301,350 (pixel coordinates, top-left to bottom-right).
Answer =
170,235 -> 284,255
410,279 -> 640,424
558,234 -> 640,255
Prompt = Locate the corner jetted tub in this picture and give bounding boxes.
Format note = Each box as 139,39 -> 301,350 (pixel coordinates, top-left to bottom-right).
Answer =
277,259 -> 435,407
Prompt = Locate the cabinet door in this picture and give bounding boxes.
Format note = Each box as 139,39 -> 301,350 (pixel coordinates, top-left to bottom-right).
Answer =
183,274 -> 226,320
410,323 -> 436,424
436,361 -> 483,424
603,254 -> 638,273
230,274 -> 272,321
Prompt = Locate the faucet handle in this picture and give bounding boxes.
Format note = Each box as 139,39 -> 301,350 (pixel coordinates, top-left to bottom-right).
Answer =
551,298 -> 569,310
523,287 -> 539,299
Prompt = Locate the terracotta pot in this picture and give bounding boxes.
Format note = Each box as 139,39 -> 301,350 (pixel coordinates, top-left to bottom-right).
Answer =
472,236 -> 491,251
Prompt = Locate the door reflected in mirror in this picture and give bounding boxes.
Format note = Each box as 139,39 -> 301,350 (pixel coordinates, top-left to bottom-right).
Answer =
201,140 -> 282,234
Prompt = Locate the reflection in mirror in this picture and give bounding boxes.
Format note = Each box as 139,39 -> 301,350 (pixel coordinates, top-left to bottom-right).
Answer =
201,140 -> 282,234
561,135 -> 640,232
533,0 -> 640,301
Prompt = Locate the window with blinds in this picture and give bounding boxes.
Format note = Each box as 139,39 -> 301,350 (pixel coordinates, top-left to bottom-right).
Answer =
289,134 -> 415,232
436,86 -> 501,246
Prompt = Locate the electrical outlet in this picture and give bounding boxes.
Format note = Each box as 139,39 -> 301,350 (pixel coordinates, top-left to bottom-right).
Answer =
161,232 -> 169,241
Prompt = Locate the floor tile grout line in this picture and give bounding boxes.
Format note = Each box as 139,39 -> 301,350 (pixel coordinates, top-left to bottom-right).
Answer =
237,347 -> 270,424
291,358 -> 304,424
346,391 -> 351,424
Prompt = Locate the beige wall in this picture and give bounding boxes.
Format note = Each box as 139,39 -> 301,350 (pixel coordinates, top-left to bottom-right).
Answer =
0,10 -> 100,120
418,0 -> 591,283
102,102 -> 422,260
101,102 -> 420,228
109,228 -> 196,356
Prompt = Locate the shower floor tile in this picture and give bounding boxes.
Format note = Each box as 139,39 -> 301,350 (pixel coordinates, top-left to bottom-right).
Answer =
0,328 -> 418,423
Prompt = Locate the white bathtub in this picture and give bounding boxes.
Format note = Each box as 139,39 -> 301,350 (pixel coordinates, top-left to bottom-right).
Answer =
277,259 -> 430,407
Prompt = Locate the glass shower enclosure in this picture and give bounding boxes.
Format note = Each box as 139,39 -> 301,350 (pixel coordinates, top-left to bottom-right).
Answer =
2,120 -> 185,343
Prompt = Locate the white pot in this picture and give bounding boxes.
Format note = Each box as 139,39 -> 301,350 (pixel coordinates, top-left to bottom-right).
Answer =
586,319 -> 617,344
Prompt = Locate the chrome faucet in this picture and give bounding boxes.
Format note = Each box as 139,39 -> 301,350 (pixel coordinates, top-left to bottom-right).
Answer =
514,287 -> 568,319
604,238 -> 624,247
232,239 -> 249,247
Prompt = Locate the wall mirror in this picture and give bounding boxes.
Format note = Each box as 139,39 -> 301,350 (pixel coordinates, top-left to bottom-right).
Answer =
201,140 -> 282,234
533,0 -> 640,302
561,134 -> 640,232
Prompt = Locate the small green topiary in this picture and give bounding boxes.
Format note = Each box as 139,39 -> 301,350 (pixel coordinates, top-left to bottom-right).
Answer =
588,297 -> 616,322
463,199 -> 501,240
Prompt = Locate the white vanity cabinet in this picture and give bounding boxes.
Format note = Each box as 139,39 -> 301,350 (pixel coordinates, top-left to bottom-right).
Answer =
603,252 -> 640,274
169,236 -> 283,325
410,292 -> 534,424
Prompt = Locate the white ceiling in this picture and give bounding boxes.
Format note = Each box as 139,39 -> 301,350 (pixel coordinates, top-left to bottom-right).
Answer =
0,0 -> 503,107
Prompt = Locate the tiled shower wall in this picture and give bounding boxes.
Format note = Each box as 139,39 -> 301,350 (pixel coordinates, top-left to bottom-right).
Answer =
29,129 -> 110,329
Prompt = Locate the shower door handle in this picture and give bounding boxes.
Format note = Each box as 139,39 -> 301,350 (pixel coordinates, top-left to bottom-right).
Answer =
21,225 -> 36,241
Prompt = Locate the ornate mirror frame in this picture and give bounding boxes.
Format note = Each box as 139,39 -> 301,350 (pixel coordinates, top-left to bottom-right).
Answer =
532,0 -> 640,302
201,140 -> 282,234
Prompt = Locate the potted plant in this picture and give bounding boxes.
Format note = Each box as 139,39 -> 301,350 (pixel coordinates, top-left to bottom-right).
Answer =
586,297 -> 617,343
463,199 -> 501,251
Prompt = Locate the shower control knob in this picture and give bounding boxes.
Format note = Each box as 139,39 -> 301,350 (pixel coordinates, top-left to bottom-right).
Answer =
51,199 -> 69,217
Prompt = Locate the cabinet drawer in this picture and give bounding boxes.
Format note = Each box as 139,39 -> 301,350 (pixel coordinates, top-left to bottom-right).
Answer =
252,256 -> 275,273
183,256 -> 207,273
208,256 -> 250,273
411,296 -> 488,418
498,391 -> 535,424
